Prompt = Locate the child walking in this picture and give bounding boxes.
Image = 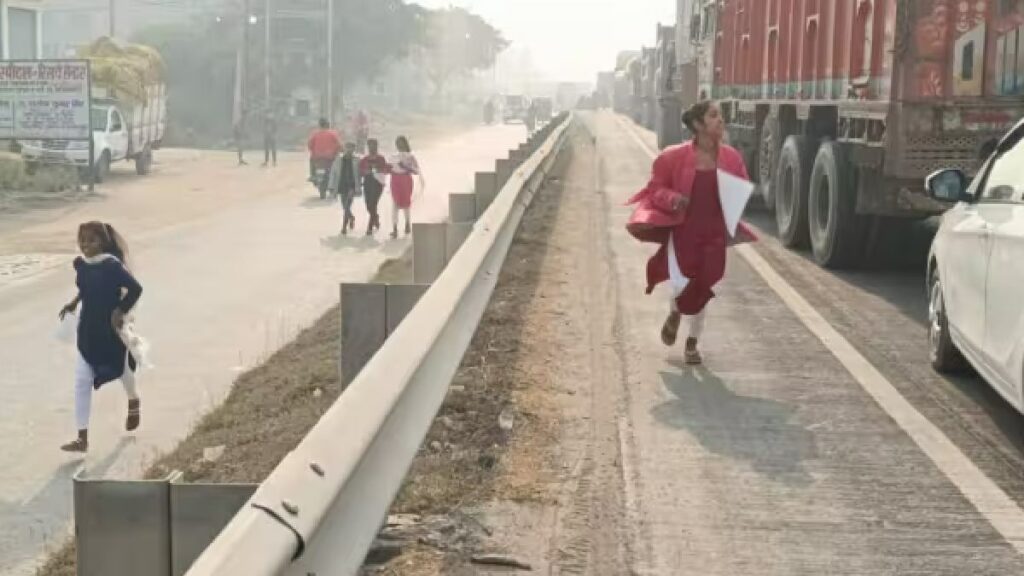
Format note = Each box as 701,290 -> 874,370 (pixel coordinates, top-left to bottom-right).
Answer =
59,222 -> 144,452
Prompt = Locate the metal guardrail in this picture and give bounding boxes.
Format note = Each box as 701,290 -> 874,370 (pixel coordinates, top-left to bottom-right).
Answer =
185,114 -> 573,576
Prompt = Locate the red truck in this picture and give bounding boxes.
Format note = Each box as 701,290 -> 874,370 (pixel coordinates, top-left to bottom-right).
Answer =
693,0 -> 1024,268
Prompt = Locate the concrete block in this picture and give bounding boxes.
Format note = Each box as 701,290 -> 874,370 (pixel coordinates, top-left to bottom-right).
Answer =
340,283 -> 387,387
446,222 -> 474,262
74,473 -> 172,576
170,482 -> 257,576
496,158 -> 514,188
475,171 -> 498,215
448,193 -> 477,223
413,222 -> 447,284
385,284 -> 430,334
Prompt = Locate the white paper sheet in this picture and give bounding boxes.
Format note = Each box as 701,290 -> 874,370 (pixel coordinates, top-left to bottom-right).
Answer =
717,169 -> 755,237
667,231 -> 689,297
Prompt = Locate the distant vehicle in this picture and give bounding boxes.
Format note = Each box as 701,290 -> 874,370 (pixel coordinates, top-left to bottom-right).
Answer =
533,98 -> 553,123
502,95 -> 528,124
20,38 -> 166,183
925,118 -> 1024,414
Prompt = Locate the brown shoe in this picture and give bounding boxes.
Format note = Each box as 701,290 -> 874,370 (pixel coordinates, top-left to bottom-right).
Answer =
126,399 -> 141,431
61,430 -> 88,452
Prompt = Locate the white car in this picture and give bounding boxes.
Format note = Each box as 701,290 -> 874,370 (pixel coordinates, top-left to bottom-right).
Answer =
926,118 -> 1024,414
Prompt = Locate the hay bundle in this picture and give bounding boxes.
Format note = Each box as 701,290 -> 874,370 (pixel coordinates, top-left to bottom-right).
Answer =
78,37 -> 165,103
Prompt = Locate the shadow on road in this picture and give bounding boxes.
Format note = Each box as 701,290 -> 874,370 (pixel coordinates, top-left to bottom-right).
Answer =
652,361 -> 817,487
0,437 -> 132,571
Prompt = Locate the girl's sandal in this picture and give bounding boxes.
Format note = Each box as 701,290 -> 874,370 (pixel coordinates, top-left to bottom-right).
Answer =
126,399 -> 141,432
661,312 -> 681,346
684,347 -> 703,366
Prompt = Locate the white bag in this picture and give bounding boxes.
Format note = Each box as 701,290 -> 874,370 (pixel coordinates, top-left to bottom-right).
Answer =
55,312 -> 77,344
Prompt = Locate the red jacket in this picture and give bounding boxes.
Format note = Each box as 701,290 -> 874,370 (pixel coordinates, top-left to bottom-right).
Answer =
307,129 -> 342,160
627,141 -> 757,301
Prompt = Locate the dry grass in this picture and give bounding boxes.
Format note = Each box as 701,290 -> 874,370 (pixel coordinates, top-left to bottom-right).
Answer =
0,153 -> 83,212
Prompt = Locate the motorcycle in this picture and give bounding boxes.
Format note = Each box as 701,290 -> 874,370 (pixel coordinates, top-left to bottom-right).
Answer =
310,159 -> 333,200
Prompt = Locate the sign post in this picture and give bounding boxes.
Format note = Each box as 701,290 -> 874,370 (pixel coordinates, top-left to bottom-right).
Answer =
0,60 -> 93,188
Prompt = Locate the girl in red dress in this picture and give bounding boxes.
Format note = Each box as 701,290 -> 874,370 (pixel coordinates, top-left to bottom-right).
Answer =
626,101 -> 757,364
389,136 -> 425,239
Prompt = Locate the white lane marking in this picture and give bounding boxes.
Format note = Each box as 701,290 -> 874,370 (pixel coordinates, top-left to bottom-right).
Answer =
619,115 -> 1024,553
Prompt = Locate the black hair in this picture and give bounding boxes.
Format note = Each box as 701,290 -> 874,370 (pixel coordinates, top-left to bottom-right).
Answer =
396,136 -> 411,153
318,117 -> 329,129
681,100 -> 714,133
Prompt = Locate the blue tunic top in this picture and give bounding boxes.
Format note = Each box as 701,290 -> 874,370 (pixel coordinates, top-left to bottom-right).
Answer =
74,256 -> 143,388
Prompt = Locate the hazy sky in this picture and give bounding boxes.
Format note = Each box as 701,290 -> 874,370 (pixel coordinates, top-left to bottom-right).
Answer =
414,0 -> 676,83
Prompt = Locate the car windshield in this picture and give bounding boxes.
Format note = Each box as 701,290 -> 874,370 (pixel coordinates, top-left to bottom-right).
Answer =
91,108 -> 107,131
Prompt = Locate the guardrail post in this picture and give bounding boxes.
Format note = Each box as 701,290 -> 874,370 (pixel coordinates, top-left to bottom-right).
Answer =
446,222 -> 474,262
340,283 -> 388,387
413,222 -> 448,284
74,471 -> 173,576
386,284 -> 429,334
475,171 -> 498,215
170,480 -> 257,576
448,193 -> 477,223
495,158 -> 514,188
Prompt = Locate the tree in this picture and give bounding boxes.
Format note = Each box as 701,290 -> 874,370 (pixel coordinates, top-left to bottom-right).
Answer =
422,7 -> 508,97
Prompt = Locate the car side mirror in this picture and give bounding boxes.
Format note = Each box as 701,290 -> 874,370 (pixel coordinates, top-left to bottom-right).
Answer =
925,168 -> 969,203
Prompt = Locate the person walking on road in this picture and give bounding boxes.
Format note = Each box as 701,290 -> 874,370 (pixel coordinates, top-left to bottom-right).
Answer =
233,114 -> 248,166
262,110 -> 278,167
388,135 -> 425,239
330,142 -> 361,235
58,222 -> 144,452
626,100 -> 757,364
359,138 -> 389,236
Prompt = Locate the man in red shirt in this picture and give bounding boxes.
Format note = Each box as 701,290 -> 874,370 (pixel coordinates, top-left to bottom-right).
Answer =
307,117 -> 343,183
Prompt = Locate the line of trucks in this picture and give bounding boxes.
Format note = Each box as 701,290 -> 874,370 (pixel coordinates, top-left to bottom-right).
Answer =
599,0 -> 1024,269
19,37 -> 166,183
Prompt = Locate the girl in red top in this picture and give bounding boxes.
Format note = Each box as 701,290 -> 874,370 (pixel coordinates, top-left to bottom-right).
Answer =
626,101 -> 757,364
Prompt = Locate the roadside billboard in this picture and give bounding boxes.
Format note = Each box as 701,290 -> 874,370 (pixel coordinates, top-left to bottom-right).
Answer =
0,60 -> 91,141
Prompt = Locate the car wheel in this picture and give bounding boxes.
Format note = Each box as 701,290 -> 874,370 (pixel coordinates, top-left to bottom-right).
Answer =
929,269 -> 966,373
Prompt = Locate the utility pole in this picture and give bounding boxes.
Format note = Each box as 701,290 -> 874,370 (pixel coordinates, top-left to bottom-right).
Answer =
264,0 -> 272,110
326,0 -> 334,126
109,0 -> 115,37
242,0 -> 250,119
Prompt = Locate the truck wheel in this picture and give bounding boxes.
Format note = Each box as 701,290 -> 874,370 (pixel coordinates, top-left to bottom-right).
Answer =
135,149 -> 153,175
755,117 -> 778,213
774,135 -> 813,248
92,152 -> 111,184
928,268 -> 965,373
808,141 -> 866,268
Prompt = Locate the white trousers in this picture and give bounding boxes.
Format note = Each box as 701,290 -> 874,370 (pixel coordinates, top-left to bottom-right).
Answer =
391,203 -> 410,230
670,300 -> 708,340
667,231 -> 708,340
74,353 -> 139,430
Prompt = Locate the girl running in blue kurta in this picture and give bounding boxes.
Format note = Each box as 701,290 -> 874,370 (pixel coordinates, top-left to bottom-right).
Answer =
58,222 -> 143,453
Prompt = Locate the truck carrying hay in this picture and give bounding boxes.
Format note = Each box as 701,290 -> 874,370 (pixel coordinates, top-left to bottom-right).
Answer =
20,37 -> 167,182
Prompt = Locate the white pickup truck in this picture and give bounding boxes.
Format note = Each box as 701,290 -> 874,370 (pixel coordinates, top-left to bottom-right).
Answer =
20,84 -> 166,182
